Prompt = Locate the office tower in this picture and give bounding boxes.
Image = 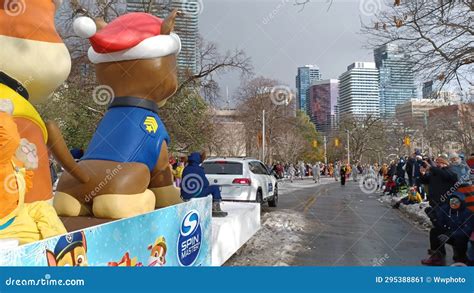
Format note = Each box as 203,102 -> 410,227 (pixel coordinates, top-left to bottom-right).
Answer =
374,44 -> 416,118
395,99 -> 448,129
307,79 -> 339,133
295,65 -> 321,113
126,0 -> 199,74
338,62 -> 379,118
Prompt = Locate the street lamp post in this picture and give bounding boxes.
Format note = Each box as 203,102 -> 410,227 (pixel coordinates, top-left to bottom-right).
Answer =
324,135 -> 327,165
346,130 -> 350,165
262,109 -> 265,162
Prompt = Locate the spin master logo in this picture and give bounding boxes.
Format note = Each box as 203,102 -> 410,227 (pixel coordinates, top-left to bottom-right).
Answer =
177,210 -> 202,266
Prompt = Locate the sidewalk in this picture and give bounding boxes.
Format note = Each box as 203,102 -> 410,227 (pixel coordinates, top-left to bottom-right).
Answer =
378,194 -> 432,229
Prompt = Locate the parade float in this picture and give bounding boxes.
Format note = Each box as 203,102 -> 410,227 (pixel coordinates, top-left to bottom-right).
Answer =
0,197 -> 213,267
0,1 -> 260,266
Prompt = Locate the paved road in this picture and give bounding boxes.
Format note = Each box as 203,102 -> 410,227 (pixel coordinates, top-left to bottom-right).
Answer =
272,177 -> 429,266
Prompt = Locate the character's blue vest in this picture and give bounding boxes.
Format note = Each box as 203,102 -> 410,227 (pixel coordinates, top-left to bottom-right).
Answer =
82,97 -> 169,171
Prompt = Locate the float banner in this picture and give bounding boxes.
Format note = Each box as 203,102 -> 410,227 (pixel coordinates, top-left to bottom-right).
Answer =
0,197 -> 211,267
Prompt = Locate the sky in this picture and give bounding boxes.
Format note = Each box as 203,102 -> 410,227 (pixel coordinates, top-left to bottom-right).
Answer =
198,0 -> 379,105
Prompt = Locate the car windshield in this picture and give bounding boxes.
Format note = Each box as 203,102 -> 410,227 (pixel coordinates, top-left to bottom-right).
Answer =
202,161 -> 243,175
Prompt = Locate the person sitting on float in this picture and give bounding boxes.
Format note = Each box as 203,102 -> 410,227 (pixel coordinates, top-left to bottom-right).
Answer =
180,152 -> 227,217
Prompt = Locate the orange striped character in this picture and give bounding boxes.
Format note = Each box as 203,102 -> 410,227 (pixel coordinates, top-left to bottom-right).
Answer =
0,0 -> 71,203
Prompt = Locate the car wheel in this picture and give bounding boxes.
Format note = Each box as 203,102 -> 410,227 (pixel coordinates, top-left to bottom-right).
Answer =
268,185 -> 278,207
256,189 -> 263,204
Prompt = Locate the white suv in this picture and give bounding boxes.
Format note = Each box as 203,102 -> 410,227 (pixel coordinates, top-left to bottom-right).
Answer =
202,157 -> 278,207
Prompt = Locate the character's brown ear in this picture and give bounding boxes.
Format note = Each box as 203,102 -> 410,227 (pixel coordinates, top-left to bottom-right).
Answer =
81,231 -> 87,252
94,18 -> 108,31
46,250 -> 57,267
161,9 -> 179,35
147,244 -> 153,251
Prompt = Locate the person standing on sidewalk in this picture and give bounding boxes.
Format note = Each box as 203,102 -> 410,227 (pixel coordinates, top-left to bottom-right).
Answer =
420,156 -> 459,215
449,153 -> 471,184
419,155 -> 459,264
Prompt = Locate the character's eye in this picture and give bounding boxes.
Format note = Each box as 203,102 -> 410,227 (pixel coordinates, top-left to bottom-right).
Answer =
154,252 -> 159,257
77,255 -> 84,265
159,257 -> 165,263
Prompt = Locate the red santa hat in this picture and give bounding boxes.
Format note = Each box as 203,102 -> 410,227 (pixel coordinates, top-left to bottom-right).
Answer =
73,12 -> 181,64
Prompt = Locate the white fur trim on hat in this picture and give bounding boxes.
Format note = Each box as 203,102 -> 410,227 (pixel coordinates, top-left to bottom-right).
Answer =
87,33 -> 181,64
73,17 -> 97,39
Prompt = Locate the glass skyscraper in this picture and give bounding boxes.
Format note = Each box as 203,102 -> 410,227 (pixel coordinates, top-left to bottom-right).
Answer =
338,62 -> 380,118
295,65 -> 321,113
307,79 -> 339,134
374,44 -> 416,118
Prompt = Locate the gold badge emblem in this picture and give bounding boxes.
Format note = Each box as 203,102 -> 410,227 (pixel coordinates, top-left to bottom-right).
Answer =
144,116 -> 158,134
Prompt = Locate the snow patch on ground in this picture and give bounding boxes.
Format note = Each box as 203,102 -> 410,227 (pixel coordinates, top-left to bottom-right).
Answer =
225,209 -> 307,266
378,195 -> 432,229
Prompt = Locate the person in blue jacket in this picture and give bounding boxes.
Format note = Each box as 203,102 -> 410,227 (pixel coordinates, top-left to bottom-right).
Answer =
422,191 -> 474,266
180,152 -> 227,217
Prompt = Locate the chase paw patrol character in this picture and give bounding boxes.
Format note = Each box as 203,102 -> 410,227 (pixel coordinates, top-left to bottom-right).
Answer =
0,102 -> 66,245
46,231 -> 88,266
52,11 -> 183,219
0,0 -> 71,205
148,236 -> 167,266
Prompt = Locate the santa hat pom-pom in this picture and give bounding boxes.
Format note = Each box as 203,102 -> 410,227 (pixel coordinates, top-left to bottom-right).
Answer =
73,16 -> 97,38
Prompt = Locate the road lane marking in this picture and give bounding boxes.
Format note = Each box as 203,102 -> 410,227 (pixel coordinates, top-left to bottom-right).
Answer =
303,196 -> 317,214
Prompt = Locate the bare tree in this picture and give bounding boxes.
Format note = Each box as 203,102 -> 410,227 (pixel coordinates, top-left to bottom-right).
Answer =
177,36 -> 253,103
337,115 -> 385,163
382,119 -> 417,158
237,77 -> 322,164
362,0 -> 473,90
273,128 -> 307,163
70,0 -> 123,20
206,120 -> 246,157
160,87 -> 215,153
425,103 -> 474,155
293,0 -> 334,12
237,77 -> 295,163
